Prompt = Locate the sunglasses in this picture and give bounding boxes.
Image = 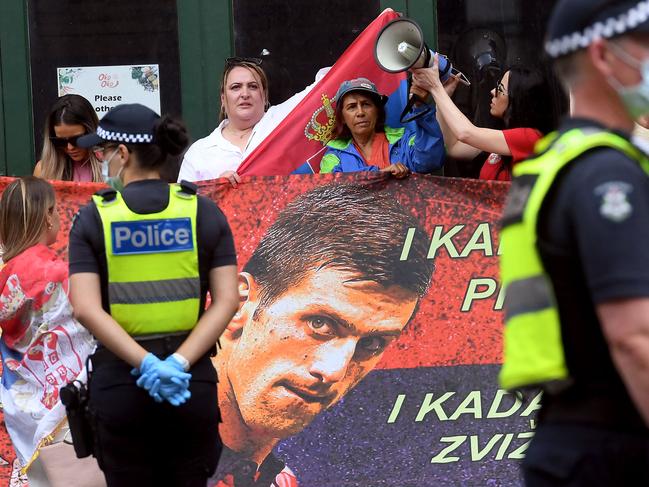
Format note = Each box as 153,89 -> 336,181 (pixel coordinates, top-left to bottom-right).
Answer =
50,134 -> 85,148
225,56 -> 263,68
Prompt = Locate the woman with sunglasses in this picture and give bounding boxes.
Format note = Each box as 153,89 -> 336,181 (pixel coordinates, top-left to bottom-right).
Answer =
34,95 -> 103,182
178,57 -> 328,186
412,56 -> 557,181
0,177 -> 96,485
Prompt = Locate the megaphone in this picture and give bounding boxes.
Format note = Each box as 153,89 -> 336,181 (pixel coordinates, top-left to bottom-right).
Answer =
374,17 -> 470,86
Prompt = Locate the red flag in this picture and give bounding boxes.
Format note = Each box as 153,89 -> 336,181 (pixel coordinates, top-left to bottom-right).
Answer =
237,9 -> 406,176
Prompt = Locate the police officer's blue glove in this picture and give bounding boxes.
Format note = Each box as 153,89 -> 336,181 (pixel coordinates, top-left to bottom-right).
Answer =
130,353 -> 192,405
137,352 -> 159,376
137,352 -> 162,391
131,353 -> 165,402
146,375 -> 189,405
140,356 -> 192,406
132,353 -> 161,388
159,377 -> 191,406
156,354 -> 192,406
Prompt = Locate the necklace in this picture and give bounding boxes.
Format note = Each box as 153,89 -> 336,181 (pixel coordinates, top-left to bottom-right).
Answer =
73,156 -> 91,167
226,124 -> 253,140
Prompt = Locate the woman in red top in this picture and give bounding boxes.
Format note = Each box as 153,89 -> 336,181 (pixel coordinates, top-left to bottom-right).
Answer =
413,56 -> 557,181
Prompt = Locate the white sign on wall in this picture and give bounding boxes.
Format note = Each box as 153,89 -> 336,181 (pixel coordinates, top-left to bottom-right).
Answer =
57,64 -> 161,116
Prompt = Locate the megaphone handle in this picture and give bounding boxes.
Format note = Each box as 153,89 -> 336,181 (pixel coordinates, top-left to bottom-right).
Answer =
451,68 -> 472,87
438,55 -> 452,79
400,93 -> 432,124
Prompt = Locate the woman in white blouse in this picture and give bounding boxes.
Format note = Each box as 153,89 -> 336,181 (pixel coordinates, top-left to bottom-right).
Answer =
178,57 -> 328,186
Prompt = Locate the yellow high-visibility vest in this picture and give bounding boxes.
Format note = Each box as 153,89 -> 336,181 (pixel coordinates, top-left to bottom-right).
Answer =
499,127 -> 649,391
93,184 -> 200,336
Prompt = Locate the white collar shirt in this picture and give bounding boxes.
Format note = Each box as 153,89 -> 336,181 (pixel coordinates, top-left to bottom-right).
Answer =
178,67 -> 329,182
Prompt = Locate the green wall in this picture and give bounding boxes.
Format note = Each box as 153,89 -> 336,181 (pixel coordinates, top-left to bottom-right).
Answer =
0,0 -> 33,176
380,0 -> 438,49
177,0 -> 233,142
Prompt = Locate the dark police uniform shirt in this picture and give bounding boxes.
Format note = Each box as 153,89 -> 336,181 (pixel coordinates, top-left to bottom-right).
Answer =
69,179 -> 237,316
536,118 -> 649,431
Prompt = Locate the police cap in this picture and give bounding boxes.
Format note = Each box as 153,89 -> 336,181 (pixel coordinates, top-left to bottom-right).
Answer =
546,0 -> 649,59
77,103 -> 159,149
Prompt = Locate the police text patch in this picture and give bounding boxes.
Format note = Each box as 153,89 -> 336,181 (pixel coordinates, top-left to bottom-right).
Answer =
111,218 -> 193,255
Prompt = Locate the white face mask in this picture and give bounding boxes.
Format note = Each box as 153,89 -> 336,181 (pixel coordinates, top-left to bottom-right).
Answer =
608,42 -> 649,119
100,148 -> 124,191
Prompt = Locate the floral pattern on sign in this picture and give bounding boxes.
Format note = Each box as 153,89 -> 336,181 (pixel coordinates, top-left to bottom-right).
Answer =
57,68 -> 82,94
131,66 -> 160,92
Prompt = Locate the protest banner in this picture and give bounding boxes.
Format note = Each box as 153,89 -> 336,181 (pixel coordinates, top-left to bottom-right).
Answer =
0,174 -> 532,486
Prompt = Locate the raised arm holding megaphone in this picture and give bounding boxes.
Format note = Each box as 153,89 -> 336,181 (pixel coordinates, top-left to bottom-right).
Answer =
374,17 -> 470,123
411,50 -> 557,182
377,16 -> 556,182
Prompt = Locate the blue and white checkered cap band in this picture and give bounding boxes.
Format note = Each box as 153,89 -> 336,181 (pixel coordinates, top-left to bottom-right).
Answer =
546,0 -> 649,58
97,126 -> 153,143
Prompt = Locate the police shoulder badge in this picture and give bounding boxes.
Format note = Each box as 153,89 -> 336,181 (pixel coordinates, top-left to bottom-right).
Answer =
595,181 -> 633,222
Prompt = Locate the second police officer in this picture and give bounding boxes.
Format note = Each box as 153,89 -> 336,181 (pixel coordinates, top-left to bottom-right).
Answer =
500,0 -> 649,485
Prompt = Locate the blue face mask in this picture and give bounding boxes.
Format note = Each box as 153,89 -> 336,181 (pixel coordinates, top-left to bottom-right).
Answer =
100,149 -> 124,192
608,42 -> 649,119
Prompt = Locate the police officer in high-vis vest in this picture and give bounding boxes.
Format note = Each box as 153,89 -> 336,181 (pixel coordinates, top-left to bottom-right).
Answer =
499,1 -> 649,485
69,104 -> 239,486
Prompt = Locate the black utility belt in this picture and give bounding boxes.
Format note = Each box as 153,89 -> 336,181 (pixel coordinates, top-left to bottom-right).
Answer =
94,331 -> 218,364
94,331 -> 191,362
133,330 -> 191,354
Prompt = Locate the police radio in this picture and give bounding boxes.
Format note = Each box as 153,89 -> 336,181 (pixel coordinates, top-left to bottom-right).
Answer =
60,380 -> 94,458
